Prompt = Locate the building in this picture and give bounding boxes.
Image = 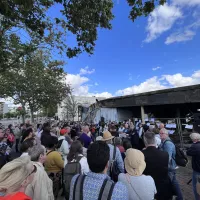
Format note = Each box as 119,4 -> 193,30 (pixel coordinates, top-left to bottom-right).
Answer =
0,102 -> 9,115
57,96 -> 105,121
85,84 -> 200,147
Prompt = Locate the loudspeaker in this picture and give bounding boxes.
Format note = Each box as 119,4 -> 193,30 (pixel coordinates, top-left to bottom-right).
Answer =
194,113 -> 200,133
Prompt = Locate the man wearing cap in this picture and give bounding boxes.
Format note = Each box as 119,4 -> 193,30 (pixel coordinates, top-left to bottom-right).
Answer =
58,129 -> 70,166
103,131 -> 124,176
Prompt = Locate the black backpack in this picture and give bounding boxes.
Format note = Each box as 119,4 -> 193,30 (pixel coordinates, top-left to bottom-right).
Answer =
64,156 -> 83,200
110,146 -> 121,182
163,140 -> 188,167
73,174 -> 115,200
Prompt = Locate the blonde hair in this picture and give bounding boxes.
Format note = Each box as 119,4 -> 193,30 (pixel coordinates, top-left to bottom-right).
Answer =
190,133 -> 200,141
0,156 -> 32,193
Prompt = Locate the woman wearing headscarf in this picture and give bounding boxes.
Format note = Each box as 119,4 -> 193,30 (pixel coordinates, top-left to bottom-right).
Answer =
118,149 -> 157,200
0,156 -> 36,199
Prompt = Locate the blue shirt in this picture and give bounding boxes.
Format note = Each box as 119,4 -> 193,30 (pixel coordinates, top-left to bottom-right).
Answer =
69,172 -> 128,200
160,138 -> 177,170
80,133 -> 92,148
108,144 -> 125,174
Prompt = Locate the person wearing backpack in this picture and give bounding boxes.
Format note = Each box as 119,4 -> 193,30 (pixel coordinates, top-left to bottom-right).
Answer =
103,131 -> 124,181
58,129 -> 70,166
159,128 -> 183,200
69,141 -> 128,200
186,133 -> 200,200
64,140 -> 89,200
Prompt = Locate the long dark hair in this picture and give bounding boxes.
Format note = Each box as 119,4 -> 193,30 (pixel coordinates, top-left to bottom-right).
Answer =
67,140 -> 83,162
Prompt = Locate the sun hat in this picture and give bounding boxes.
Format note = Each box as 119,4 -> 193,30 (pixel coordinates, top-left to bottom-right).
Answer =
103,131 -> 114,141
60,129 -> 67,135
125,148 -> 146,176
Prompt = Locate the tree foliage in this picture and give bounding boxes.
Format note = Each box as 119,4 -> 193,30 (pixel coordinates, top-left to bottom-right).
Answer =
0,0 -> 167,72
127,0 -> 166,21
0,0 -> 114,72
0,50 -> 69,121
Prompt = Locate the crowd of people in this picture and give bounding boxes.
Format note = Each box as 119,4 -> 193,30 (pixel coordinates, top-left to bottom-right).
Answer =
0,120 -> 200,200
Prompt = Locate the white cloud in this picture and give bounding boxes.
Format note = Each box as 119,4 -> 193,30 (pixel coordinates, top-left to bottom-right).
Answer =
163,73 -> 200,87
172,0 -> 200,6
65,73 -> 112,98
165,30 -> 196,44
152,66 -> 161,71
145,4 -> 182,42
116,77 -> 167,96
115,71 -> 200,96
94,82 -> 99,86
192,70 -> 200,78
79,66 -> 95,75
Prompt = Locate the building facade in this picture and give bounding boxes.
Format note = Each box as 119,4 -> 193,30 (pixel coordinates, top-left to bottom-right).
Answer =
57,96 -> 105,121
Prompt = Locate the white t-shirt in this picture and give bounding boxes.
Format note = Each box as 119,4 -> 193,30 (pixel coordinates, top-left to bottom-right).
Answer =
118,173 -> 157,200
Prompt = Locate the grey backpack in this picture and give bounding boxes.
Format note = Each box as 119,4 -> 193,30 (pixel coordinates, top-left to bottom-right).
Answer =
64,156 -> 83,200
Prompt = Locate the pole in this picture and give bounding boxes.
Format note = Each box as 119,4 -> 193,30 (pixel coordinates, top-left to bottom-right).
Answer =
141,106 -> 145,124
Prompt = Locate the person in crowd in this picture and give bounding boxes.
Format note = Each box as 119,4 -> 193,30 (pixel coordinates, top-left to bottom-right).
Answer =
21,128 -> 34,144
45,136 -> 64,198
0,128 -> 9,169
109,122 -> 118,137
160,128 -> 183,200
80,126 -> 92,148
0,156 -> 36,199
103,131 -> 124,175
187,133 -> 200,200
8,124 -> 14,134
129,125 -> 140,150
118,148 -> 157,200
41,123 -> 51,147
118,124 -> 125,138
123,123 -> 129,136
20,138 -> 35,157
26,143 -> 54,200
58,129 -> 69,166
123,139 -> 132,152
60,128 -> 72,146
159,123 -> 165,130
67,140 -> 89,175
5,128 -> 15,148
37,124 -> 43,138
14,125 -> 21,152
69,141 -> 128,200
77,137 -> 87,157
142,131 -> 172,200
114,137 -> 125,153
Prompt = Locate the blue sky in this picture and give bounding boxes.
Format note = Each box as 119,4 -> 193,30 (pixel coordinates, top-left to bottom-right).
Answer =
7,0 -> 200,100
60,0 -> 200,98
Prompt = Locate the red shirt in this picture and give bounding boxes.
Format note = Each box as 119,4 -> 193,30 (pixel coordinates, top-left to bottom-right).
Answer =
0,192 -> 31,200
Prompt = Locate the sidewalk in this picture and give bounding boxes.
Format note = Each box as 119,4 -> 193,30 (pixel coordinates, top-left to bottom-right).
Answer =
176,160 -> 194,200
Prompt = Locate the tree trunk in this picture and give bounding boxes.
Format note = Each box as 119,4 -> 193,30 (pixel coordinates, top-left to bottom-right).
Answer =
22,104 -> 25,124
30,109 -> 34,123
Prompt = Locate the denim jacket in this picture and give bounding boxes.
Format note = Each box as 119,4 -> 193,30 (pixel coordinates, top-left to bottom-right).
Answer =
108,144 -> 124,175
160,138 -> 177,170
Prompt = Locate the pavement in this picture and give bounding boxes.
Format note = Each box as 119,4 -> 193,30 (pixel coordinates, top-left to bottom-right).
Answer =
176,160 -> 194,200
